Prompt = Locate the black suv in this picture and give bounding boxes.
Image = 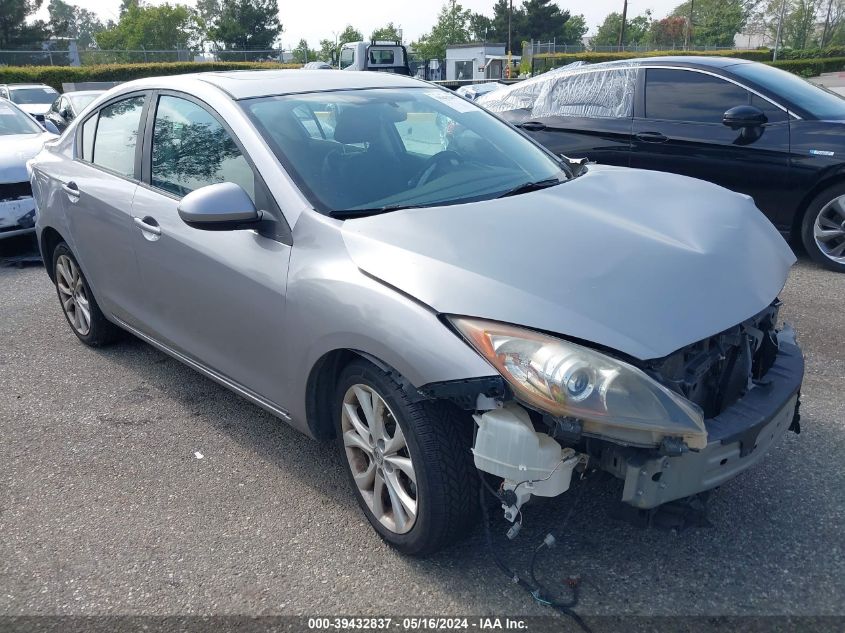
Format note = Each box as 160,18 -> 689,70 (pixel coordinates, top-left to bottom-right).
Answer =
481,57 -> 845,272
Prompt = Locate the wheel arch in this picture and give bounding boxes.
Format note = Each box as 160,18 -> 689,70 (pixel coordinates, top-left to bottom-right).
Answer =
39,226 -> 66,282
791,172 -> 845,242
305,348 -> 421,441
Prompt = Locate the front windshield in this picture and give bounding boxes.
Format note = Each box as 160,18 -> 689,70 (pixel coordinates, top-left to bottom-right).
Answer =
68,93 -> 100,112
0,100 -> 43,135
731,62 -> 845,120
9,86 -> 59,105
241,87 -> 566,215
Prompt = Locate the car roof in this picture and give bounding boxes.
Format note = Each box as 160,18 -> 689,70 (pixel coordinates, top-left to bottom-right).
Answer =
608,55 -> 754,69
5,83 -> 56,89
116,69 -> 427,100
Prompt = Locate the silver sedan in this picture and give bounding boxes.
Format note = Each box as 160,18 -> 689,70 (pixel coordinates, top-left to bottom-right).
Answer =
30,70 -> 803,555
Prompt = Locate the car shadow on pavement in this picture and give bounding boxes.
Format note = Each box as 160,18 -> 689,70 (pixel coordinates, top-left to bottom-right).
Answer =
85,320 -> 841,617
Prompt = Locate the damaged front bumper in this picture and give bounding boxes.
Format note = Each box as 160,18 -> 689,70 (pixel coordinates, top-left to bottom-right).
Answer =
0,196 -> 37,239
602,327 -> 803,509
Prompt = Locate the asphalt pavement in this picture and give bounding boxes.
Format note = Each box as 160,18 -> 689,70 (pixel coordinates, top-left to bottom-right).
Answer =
1,233 -> 843,627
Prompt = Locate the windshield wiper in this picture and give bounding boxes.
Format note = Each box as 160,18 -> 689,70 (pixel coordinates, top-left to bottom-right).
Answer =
496,178 -> 563,199
329,203 -> 426,219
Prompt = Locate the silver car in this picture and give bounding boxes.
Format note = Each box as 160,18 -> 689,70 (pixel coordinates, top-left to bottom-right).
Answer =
30,70 -> 804,555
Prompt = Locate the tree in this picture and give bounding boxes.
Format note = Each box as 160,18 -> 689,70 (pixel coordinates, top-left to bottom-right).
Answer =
592,11 -> 652,47
520,0 -> 571,42
473,0 -> 577,48
48,0 -> 106,48
209,0 -> 282,50
670,0 -> 748,47
468,12 -> 493,40
95,2 -> 198,50
292,38 -> 318,63
0,0 -> 49,49
318,38 -> 336,63
371,22 -> 402,41
761,0 -> 823,48
412,0 -> 472,59
648,15 -> 688,47
559,14 -> 588,45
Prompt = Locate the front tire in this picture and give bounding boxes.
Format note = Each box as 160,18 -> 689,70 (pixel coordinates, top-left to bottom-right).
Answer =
336,359 -> 477,555
801,184 -> 845,273
52,243 -> 122,346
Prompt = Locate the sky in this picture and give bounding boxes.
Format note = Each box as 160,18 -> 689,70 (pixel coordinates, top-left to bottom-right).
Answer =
55,0 -> 682,48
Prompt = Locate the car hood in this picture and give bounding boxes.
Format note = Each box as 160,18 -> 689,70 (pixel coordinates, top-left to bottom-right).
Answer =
15,103 -> 51,116
341,165 -> 796,360
0,133 -> 54,184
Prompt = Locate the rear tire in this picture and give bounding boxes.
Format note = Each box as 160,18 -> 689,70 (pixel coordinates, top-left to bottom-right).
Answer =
52,242 -> 122,346
335,359 -> 477,556
801,183 -> 845,273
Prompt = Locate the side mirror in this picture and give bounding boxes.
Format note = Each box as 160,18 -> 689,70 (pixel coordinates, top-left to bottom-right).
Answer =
177,182 -> 262,230
722,105 -> 767,130
43,120 -> 60,135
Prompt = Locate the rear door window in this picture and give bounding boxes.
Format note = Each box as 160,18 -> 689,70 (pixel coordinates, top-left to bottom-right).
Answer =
91,95 -> 145,178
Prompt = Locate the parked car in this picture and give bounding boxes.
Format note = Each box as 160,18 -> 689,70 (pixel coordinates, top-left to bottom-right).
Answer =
455,81 -> 505,101
0,98 -> 57,239
0,83 -> 60,122
45,90 -> 104,133
479,57 -> 845,272
30,70 -> 803,555
302,61 -> 333,70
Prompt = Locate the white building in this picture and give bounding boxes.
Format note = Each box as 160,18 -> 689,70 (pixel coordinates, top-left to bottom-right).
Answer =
445,43 -> 520,81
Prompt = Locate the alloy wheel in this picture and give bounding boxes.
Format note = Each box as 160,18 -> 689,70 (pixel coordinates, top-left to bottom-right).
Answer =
341,384 -> 418,534
814,196 -> 845,264
56,254 -> 91,336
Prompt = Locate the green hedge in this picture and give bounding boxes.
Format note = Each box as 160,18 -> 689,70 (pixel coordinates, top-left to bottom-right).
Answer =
533,49 -> 773,64
777,46 -> 845,60
768,56 -> 845,77
0,61 -> 301,92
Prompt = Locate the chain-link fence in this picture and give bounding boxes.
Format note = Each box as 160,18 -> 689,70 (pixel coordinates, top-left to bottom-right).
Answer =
523,40 -> 763,57
0,47 -> 298,67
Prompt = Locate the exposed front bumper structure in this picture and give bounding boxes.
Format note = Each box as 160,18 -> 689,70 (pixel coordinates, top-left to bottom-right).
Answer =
614,327 -> 803,509
0,196 -> 37,240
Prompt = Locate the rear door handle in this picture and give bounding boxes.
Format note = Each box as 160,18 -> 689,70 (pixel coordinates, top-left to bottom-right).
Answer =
133,216 -> 161,237
61,181 -> 80,200
635,131 -> 669,143
517,121 -> 547,132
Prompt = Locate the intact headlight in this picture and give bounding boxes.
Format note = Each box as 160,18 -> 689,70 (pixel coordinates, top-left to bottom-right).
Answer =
449,317 -> 707,450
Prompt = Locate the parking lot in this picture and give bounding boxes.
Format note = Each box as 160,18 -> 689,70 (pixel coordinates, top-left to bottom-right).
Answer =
1,233 -> 843,625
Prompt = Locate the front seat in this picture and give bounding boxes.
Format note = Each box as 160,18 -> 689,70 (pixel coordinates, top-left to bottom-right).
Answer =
322,106 -> 406,209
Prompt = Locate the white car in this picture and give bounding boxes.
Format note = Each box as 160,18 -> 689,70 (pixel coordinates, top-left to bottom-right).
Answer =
1,98 -> 57,239
0,83 -> 60,122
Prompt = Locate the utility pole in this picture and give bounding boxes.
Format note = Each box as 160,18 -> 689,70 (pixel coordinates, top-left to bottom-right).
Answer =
822,0 -> 834,48
507,0 -> 513,75
773,0 -> 787,61
685,0 -> 695,50
618,0 -> 629,51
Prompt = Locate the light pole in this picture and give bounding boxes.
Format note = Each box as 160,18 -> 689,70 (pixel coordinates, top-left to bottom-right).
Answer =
618,0 -> 629,51
507,0 -> 513,74
773,0 -> 787,61
685,0 -> 695,50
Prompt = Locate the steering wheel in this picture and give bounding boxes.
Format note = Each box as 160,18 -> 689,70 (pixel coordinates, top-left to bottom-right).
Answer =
411,150 -> 464,188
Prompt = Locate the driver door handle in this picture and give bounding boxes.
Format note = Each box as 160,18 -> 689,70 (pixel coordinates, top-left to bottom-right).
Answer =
635,131 -> 669,143
61,181 -> 80,200
133,216 -> 161,236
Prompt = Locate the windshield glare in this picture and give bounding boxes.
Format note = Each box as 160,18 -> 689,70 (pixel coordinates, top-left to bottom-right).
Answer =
9,86 -> 59,105
732,62 -> 845,120
242,87 -> 566,214
0,100 -> 43,135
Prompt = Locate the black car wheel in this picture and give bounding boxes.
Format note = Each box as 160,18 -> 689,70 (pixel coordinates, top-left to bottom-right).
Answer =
802,183 -> 845,273
335,358 -> 477,555
52,243 -> 123,346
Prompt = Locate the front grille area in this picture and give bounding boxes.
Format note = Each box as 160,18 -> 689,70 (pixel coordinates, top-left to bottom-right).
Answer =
641,301 -> 781,419
0,181 -> 33,202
